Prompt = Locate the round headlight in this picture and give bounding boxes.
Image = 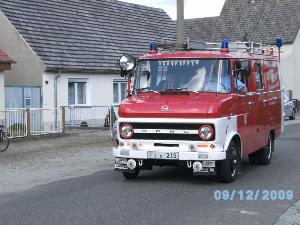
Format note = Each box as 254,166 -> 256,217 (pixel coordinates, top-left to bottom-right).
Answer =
119,54 -> 136,71
120,124 -> 134,139
198,125 -> 214,141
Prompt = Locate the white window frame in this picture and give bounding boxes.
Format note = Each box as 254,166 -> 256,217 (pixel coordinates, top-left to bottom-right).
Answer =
113,79 -> 128,104
68,78 -> 88,106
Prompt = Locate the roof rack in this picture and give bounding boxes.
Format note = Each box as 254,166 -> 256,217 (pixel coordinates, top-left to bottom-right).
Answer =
157,38 -> 278,57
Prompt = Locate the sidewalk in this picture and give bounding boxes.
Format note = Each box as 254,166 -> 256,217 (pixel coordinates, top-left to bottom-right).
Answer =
274,200 -> 300,225
275,112 -> 300,225
0,129 -> 113,195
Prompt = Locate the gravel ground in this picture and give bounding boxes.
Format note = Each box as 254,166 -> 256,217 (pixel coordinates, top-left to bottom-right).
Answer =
0,129 -> 113,195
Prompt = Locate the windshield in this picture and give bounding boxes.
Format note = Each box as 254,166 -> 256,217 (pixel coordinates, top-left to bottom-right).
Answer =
135,59 -> 231,93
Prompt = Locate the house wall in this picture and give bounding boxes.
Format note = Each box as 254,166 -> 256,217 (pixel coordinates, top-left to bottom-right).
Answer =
0,71 -> 4,109
293,30 -> 300,100
42,72 -> 121,108
280,44 -> 294,93
280,30 -> 300,100
0,10 -> 46,86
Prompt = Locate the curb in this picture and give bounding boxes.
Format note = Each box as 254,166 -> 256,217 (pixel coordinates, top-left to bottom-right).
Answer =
274,200 -> 300,225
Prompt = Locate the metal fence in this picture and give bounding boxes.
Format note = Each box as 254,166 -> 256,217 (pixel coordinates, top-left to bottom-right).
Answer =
0,106 -> 119,138
0,108 -> 27,138
30,108 -> 63,135
0,108 -> 64,139
65,106 -> 112,128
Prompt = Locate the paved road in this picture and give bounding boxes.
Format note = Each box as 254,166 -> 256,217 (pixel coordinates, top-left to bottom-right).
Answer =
0,124 -> 300,225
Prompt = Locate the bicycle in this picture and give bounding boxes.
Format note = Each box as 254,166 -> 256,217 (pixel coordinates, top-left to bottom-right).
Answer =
0,125 -> 9,152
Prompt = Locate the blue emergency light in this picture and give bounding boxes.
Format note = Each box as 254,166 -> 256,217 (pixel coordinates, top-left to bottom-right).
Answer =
149,41 -> 157,53
220,39 -> 229,52
276,37 -> 283,48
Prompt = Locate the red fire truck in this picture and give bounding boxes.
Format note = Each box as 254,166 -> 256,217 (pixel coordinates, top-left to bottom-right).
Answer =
112,39 -> 284,183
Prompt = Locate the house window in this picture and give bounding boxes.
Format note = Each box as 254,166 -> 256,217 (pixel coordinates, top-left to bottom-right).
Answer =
113,80 -> 127,104
68,79 -> 87,105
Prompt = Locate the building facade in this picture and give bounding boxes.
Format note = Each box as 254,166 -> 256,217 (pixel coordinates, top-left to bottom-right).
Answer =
0,0 -> 175,110
0,49 -> 14,109
185,0 -> 300,100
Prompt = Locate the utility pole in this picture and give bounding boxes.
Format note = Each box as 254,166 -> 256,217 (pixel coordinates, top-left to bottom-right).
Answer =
176,0 -> 184,48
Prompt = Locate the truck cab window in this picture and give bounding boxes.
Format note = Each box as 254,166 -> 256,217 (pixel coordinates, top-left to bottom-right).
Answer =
135,59 -> 231,93
255,63 -> 264,90
233,60 -> 249,94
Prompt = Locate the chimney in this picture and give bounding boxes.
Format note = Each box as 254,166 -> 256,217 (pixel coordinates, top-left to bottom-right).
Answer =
176,0 -> 184,48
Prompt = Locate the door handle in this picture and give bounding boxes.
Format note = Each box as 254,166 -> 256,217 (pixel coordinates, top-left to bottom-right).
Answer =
273,97 -> 278,101
248,101 -> 254,110
263,99 -> 269,105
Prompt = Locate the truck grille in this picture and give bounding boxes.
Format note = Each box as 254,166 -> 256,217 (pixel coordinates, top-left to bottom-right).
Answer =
122,123 -> 215,141
133,133 -> 201,141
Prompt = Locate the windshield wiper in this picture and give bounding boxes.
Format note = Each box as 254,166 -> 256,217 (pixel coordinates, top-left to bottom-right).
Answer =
136,87 -> 159,93
164,88 -> 188,92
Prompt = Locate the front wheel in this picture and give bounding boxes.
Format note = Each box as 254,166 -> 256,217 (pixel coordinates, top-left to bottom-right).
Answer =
0,131 -> 9,152
248,133 -> 274,165
122,167 -> 140,179
216,141 -> 239,183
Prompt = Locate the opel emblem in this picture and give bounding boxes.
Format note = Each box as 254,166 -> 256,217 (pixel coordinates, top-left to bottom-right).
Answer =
161,105 -> 169,112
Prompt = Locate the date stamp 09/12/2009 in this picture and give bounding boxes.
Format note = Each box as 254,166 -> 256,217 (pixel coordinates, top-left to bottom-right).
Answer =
213,190 -> 294,201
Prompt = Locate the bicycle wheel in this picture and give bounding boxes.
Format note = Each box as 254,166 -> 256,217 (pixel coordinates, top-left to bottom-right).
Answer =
0,131 -> 9,152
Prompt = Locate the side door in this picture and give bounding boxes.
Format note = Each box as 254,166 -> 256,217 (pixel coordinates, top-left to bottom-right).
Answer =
253,61 -> 269,148
264,61 -> 282,138
232,59 -> 256,155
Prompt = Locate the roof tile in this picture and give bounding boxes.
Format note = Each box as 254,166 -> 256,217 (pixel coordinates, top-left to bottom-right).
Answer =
185,0 -> 300,44
0,0 -> 175,71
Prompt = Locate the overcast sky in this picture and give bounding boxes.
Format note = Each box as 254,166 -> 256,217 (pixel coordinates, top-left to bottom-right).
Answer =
119,0 -> 225,19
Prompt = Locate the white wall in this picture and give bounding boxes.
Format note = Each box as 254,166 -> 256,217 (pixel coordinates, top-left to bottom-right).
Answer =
42,72 -> 56,108
280,30 -> 300,100
280,44 -> 294,93
0,71 -> 4,109
43,72 -> 121,108
293,30 -> 300,100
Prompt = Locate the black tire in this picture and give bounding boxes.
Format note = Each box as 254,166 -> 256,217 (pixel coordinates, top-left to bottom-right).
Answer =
0,131 -> 9,152
290,109 -> 296,120
248,133 -> 274,165
122,167 -> 140,179
217,141 -> 239,183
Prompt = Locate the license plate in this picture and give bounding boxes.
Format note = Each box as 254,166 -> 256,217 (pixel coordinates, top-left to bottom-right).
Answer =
147,152 -> 179,160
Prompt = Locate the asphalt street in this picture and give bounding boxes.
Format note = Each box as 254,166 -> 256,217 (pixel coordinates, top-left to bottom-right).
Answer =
0,123 -> 299,225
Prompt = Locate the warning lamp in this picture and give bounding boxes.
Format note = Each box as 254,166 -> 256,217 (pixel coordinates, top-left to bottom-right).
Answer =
220,39 -> 229,52
276,37 -> 283,48
149,41 -> 157,54
276,37 -> 284,62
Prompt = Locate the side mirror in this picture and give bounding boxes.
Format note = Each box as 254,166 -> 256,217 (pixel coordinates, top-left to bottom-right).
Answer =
118,54 -> 136,78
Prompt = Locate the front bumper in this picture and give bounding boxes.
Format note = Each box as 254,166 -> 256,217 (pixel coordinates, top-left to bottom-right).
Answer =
112,147 -> 226,161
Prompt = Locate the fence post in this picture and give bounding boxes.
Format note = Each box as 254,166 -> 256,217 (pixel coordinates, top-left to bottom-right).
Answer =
61,106 -> 66,133
26,108 -> 31,137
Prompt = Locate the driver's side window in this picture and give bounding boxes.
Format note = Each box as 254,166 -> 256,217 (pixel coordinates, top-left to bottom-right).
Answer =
233,60 -> 250,93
